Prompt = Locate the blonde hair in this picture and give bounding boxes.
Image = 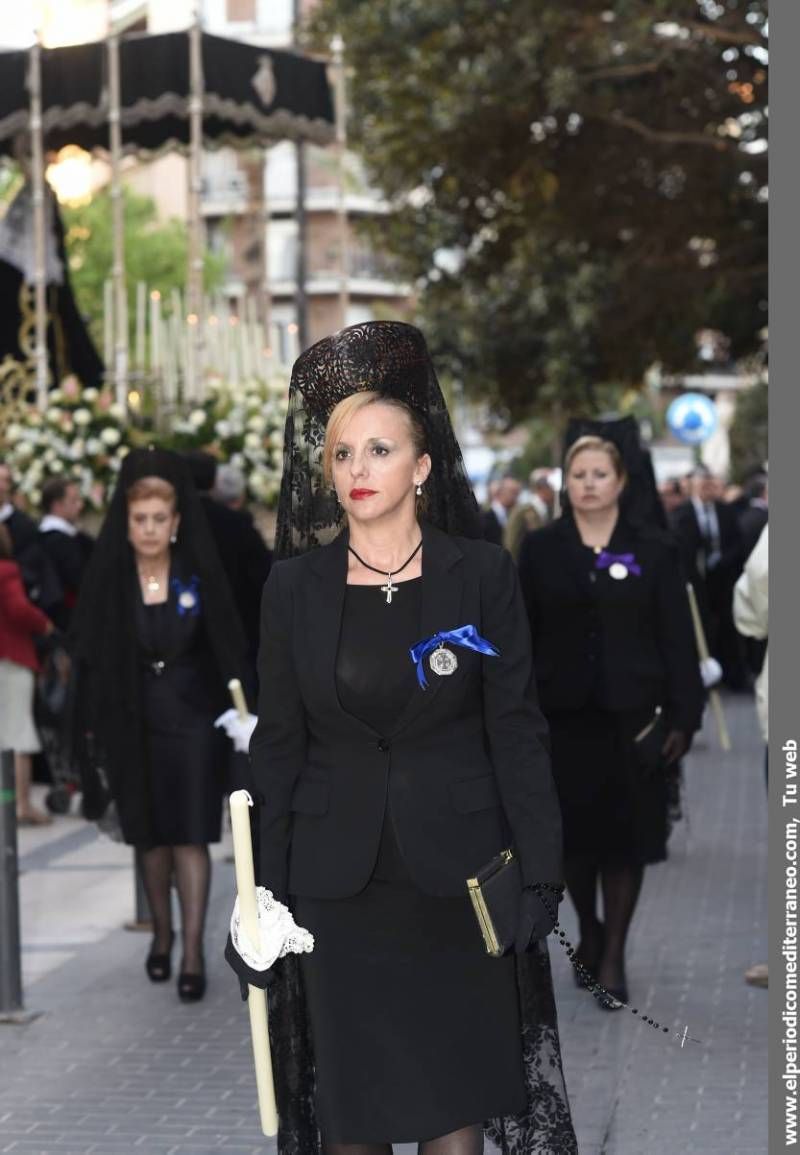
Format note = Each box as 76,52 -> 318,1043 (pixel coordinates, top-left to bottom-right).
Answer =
564,435 -> 626,482
322,391 -> 428,485
125,475 -> 177,509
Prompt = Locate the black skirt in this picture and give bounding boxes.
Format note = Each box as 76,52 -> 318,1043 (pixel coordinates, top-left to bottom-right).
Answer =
548,706 -> 668,865
136,597 -> 227,847
294,876 -> 526,1144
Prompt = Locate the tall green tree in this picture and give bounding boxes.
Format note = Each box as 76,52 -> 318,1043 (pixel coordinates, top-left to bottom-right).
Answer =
309,0 -> 767,421
63,188 -> 224,348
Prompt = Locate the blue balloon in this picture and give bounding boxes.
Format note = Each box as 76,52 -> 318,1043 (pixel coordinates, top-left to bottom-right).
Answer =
666,393 -> 718,445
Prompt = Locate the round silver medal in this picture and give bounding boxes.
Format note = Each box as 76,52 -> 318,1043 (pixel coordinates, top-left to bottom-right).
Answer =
179,590 -> 197,610
608,562 -> 628,581
429,646 -> 458,677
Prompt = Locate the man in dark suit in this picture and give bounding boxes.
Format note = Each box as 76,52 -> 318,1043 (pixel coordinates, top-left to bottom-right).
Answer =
736,472 -> 768,559
481,475 -> 521,547
183,452 -> 272,674
670,465 -> 746,689
37,475 -> 95,631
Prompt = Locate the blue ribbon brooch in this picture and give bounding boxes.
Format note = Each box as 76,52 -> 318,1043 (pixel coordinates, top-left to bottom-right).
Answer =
409,625 -> 499,689
172,575 -> 201,617
594,550 -> 641,580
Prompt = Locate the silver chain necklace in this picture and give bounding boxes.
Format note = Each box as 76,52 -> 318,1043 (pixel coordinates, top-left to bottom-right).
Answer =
347,539 -> 422,604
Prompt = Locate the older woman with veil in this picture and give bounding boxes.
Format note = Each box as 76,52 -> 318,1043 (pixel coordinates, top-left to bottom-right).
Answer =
225,322 -> 577,1155
69,448 -> 246,1001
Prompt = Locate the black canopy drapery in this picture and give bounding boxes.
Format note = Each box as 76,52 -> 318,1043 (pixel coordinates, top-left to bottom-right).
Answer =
0,30 -> 334,157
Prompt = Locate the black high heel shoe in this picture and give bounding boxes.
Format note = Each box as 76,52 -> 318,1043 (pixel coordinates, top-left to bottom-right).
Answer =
573,922 -> 605,989
597,977 -> 628,1011
177,960 -> 206,1002
145,932 -> 174,983
595,959 -> 628,1010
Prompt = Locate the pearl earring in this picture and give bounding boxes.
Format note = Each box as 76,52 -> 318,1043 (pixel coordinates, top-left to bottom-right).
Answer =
170,533 -> 177,544
416,483 -> 423,496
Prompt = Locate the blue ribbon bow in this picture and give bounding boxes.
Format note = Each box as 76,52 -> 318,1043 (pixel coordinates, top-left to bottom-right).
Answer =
171,575 -> 201,617
409,625 -> 500,689
594,550 -> 642,577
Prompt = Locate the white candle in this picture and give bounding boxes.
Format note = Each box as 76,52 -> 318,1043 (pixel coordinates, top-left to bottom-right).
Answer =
103,279 -> 113,371
228,790 -> 278,1137
241,316 -> 253,380
135,281 -> 146,369
149,290 -> 161,371
228,678 -> 248,720
163,325 -> 175,404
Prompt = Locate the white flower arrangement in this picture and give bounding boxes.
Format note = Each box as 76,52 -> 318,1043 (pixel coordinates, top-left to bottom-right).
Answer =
4,371 -> 288,513
3,376 -> 134,511
162,373 -> 288,507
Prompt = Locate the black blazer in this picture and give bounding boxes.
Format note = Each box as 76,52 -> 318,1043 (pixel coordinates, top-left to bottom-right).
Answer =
517,516 -> 704,734
250,521 -> 562,901
670,499 -> 743,586
198,495 -> 272,652
481,506 -> 504,547
39,528 -> 94,629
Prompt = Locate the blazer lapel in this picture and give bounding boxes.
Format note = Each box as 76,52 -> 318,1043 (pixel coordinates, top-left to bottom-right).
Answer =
555,515 -> 596,595
389,522 -> 465,737
307,529 -> 376,732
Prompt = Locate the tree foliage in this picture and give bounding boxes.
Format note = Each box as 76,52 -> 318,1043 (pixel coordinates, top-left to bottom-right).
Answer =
308,0 -> 768,420
728,378 -> 768,482
62,188 -> 224,347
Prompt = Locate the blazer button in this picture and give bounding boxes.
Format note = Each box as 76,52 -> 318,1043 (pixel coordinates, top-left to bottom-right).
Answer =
377,738 -> 390,753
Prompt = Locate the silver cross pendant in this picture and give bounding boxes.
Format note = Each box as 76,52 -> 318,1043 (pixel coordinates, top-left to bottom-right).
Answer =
381,576 -> 398,604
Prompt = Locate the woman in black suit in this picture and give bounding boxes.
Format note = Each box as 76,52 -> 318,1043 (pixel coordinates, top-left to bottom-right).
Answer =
518,435 -> 704,1007
228,323 -> 576,1155
69,449 -> 246,1001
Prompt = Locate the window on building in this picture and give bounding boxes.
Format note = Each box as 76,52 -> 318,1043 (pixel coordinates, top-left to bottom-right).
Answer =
266,142 -> 297,203
267,219 -> 299,283
346,304 -> 376,327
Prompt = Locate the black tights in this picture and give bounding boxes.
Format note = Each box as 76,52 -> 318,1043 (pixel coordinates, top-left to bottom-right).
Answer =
565,855 -> 644,989
323,1125 -> 483,1155
140,843 -> 211,973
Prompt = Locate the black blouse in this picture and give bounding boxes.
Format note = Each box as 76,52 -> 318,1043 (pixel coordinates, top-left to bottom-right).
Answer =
336,577 -> 422,878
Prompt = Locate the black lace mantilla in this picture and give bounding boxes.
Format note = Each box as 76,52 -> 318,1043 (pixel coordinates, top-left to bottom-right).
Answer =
267,942 -> 577,1154
274,321 -> 481,559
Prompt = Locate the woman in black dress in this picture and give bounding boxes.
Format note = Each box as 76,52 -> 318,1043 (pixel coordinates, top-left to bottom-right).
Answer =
518,434 -> 704,1007
69,448 -> 246,1001
226,322 -> 576,1155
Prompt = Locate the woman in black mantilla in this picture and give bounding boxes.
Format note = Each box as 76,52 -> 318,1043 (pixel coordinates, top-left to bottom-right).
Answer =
518,431 -> 704,1009
69,448 -> 246,1001
226,322 -> 577,1155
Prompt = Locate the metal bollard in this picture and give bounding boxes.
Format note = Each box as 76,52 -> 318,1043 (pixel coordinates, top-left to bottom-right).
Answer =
123,849 -> 153,932
0,750 -> 38,1023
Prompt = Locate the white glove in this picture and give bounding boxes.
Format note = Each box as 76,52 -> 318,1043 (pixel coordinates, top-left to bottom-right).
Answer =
214,708 -> 258,753
700,657 -> 723,689
230,887 -> 314,971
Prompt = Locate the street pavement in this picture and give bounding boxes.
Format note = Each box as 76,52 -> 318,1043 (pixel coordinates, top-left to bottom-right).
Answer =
0,692 -> 767,1154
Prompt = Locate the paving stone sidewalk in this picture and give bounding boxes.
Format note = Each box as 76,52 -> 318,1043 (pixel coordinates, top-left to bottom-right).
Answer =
0,693 -> 767,1154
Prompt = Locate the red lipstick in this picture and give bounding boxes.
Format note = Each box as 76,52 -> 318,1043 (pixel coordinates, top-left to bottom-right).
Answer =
349,488 -> 377,500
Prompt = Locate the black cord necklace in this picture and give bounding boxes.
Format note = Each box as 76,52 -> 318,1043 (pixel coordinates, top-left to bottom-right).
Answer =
348,538 -> 423,604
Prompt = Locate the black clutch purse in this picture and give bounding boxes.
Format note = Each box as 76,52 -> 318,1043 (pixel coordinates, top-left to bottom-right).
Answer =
632,705 -> 667,774
466,847 -> 522,957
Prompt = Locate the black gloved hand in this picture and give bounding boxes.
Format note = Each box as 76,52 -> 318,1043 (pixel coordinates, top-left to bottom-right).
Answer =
513,886 -> 561,954
661,728 -> 689,766
224,932 -> 275,1001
